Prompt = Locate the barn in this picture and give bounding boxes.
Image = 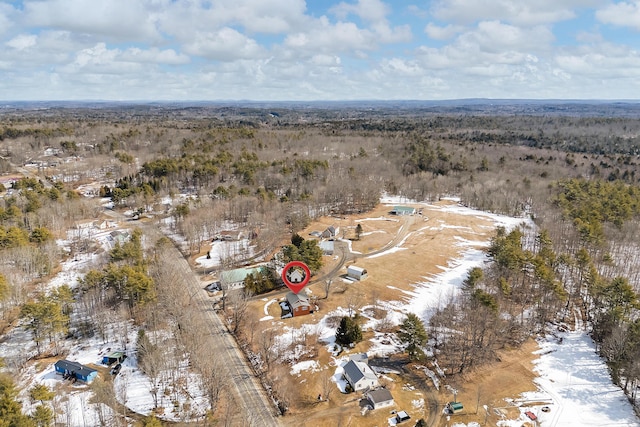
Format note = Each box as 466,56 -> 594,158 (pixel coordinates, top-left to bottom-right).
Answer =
390,206 -> 416,216
347,265 -> 368,281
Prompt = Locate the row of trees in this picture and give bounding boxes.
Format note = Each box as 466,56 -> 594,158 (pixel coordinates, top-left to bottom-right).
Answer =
430,177 -> 640,406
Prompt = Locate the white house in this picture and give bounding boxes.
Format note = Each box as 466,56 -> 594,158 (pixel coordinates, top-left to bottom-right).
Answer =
342,360 -> 379,391
321,225 -> 339,239
347,265 -> 368,281
366,389 -> 395,409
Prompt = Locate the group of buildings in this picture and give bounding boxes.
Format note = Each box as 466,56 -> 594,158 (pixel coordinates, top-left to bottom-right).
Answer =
340,354 -> 415,423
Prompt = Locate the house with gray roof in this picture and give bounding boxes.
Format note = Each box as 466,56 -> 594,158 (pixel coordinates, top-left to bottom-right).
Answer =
366,388 -> 395,409
342,360 -> 379,392
284,290 -> 312,317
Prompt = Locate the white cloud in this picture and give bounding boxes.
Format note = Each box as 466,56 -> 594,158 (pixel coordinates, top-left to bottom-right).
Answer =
467,21 -> 555,52
424,23 -> 464,40
285,19 -> 374,53
380,58 -> 423,76
372,22 -> 412,43
596,1 -> 640,31
61,43 -> 135,74
329,0 -> 411,44
183,28 -> 264,61
331,0 -> 390,23
415,21 -> 553,71
23,0 -> 163,42
58,43 -> 190,76
431,0 -> 599,26
120,48 -> 190,65
0,3 -> 17,36
0,0 -> 639,100
310,54 -> 342,67
156,0 -> 309,39
555,44 -> 640,78
6,34 -> 37,50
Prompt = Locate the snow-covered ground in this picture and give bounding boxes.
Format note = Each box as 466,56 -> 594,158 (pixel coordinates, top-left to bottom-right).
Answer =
499,330 -> 639,427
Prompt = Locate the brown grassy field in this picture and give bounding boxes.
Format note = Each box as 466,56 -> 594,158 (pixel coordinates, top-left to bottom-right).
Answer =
220,200 -> 538,426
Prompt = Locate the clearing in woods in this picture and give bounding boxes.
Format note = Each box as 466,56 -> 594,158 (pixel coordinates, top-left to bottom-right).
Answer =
223,199 -> 538,426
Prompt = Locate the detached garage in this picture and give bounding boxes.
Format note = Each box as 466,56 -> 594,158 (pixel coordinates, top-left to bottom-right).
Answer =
347,265 -> 368,281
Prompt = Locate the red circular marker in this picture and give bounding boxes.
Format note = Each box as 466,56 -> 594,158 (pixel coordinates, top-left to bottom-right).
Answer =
282,261 -> 311,294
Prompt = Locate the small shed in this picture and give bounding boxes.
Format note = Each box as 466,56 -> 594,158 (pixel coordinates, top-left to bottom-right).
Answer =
347,265 -> 368,281
102,351 -> 126,366
525,411 -> 537,421
396,410 -> 411,422
366,388 -> 394,409
54,360 -> 98,383
447,402 -> 464,413
318,240 -> 334,255
285,291 -> 312,317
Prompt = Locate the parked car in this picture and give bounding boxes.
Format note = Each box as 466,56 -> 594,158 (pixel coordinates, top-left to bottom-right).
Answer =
205,281 -> 221,292
110,363 -> 122,376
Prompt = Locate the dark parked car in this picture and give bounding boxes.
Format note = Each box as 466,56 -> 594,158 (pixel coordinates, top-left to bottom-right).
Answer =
110,363 -> 122,376
205,281 -> 221,292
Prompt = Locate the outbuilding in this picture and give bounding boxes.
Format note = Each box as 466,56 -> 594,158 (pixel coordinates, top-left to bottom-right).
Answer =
321,225 -> 339,239
447,402 -> 464,413
366,388 -> 394,409
318,240 -> 334,255
395,411 -> 411,422
390,206 -> 416,216
347,265 -> 368,281
102,351 -> 126,366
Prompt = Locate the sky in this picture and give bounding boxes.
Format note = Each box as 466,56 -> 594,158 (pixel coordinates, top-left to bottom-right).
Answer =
1,0 -> 640,101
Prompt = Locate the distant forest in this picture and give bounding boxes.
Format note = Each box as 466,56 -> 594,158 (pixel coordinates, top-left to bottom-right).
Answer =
1,102 -> 640,408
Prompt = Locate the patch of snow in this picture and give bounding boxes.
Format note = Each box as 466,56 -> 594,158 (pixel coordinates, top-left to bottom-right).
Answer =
412,398 -> 425,409
332,358 -> 349,393
264,298 -> 278,315
290,360 -> 320,376
380,194 -> 418,205
498,329 -> 639,427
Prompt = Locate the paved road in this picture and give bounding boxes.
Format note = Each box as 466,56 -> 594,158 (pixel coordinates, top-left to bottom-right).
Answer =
108,214 -> 281,426
164,239 -> 281,426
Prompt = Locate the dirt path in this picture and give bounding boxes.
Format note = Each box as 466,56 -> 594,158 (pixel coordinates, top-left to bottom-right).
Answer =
369,357 -> 440,427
